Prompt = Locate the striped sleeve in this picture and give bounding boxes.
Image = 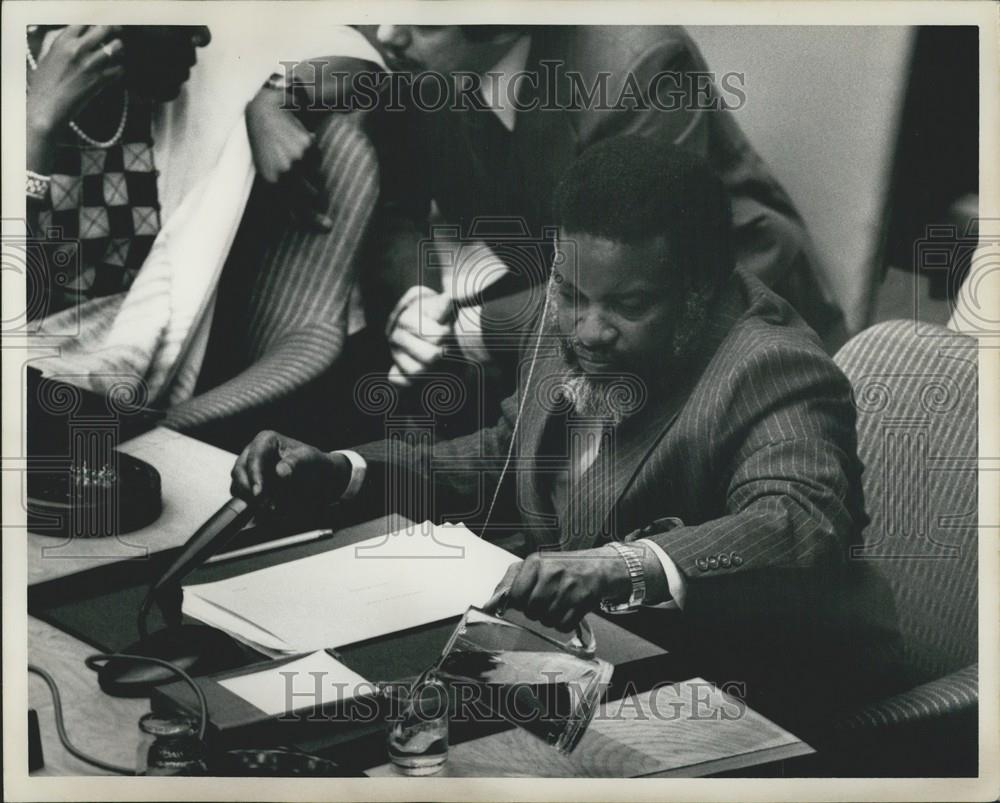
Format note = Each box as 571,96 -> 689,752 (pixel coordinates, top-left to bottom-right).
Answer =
165,112 -> 378,432
647,338 -> 863,616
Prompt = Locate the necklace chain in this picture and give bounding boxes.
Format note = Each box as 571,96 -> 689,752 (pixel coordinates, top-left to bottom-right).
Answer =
26,30 -> 129,149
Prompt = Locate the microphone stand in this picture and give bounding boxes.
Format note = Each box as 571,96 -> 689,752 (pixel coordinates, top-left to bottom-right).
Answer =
97,497 -> 260,697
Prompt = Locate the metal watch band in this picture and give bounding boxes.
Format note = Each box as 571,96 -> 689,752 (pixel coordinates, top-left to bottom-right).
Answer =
600,541 -> 646,613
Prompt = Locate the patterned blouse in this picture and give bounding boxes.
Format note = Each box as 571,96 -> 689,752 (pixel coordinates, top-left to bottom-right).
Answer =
29,27 -> 162,316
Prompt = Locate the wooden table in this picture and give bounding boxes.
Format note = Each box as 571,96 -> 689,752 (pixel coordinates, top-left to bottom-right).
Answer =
27,428 -> 813,778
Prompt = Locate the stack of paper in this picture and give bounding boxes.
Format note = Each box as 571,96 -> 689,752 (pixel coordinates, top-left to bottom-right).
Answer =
218,651 -> 373,715
182,522 -> 520,655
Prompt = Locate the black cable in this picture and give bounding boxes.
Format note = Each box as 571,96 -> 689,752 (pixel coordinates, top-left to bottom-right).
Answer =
28,652 -> 210,775
27,663 -> 133,775
83,653 -> 209,740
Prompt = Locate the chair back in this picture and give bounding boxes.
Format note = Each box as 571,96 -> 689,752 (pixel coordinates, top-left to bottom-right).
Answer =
835,320 -> 978,685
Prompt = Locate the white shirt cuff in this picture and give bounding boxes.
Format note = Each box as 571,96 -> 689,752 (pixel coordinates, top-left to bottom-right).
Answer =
636,538 -> 687,610
331,450 -> 367,501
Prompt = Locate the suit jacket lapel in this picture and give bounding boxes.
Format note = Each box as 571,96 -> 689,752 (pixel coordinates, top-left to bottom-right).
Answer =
514,342 -> 567,548
560,277 -> 746,551
557,387 -> 685,551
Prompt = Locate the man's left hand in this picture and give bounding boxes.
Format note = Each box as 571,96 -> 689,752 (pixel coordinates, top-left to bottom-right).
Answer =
487,547 -> 632,632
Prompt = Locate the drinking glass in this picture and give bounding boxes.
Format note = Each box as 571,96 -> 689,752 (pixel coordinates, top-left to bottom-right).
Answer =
383,676 -> 450,775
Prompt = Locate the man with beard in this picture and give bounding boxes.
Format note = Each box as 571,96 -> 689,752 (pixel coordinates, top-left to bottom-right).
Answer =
231,137 -> 885,731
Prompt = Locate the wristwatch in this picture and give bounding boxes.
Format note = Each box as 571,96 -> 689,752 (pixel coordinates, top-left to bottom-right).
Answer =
600,541 -> 646,613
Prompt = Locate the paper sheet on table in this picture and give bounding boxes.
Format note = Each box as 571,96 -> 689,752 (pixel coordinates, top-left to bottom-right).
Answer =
218,650 -> 373,716
182,522 -> 520,654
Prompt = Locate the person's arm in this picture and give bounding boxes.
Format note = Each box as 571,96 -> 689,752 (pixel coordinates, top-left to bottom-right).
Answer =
165,112 -> 378,436
286,55 -> 382,112
27,26 -> 124,172
634,537 -> 686,609
245,56 -> 385,231
487,337 -> 861,631
26,26 -> 124,230
245,86 -> 331,231
346,386 -> 522,528
230,385 -> 522,535
644,341 -> 863,620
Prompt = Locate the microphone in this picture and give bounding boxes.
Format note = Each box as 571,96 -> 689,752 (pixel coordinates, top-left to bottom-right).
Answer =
98,497 -> 260,697
137,497 -> 257,640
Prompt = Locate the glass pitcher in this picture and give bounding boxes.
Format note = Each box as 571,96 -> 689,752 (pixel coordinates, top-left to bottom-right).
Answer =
433,606 -> 613,754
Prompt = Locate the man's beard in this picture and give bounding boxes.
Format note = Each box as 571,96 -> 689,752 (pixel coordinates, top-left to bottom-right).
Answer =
558,372 -> 638,425
542,278 -> 713,425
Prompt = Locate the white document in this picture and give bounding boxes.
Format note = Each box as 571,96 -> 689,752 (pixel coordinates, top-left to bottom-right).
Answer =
218,650 -> 373,716
182,522 -> 519,654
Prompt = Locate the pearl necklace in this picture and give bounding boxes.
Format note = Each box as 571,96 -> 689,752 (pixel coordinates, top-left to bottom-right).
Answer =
26,31 -> 129,149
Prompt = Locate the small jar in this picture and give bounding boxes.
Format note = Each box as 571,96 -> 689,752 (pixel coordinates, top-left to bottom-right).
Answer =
136,713 -> 206,776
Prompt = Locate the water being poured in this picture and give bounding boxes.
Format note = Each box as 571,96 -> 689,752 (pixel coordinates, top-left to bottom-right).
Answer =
433,607 -> 613,753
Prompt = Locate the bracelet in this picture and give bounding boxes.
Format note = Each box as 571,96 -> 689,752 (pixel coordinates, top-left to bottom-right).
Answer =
26,169 -> 50,201
600,541 -> 646,613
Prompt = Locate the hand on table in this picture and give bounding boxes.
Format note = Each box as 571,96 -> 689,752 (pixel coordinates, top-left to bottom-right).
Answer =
230,430 -> 350,514
246,88 -> 332,231
386,287 -> 454,387
485,547 -> 632,632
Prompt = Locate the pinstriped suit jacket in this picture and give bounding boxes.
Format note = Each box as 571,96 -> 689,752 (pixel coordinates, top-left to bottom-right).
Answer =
351,269 -> 888,726
352,268 -> 866,620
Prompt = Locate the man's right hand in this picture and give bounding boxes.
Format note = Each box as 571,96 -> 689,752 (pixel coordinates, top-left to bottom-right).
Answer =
230,430 -> 350,514
386,286 -> 454,387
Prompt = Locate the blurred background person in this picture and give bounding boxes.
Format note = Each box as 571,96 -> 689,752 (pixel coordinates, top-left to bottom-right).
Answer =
355,25 -> 845,438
